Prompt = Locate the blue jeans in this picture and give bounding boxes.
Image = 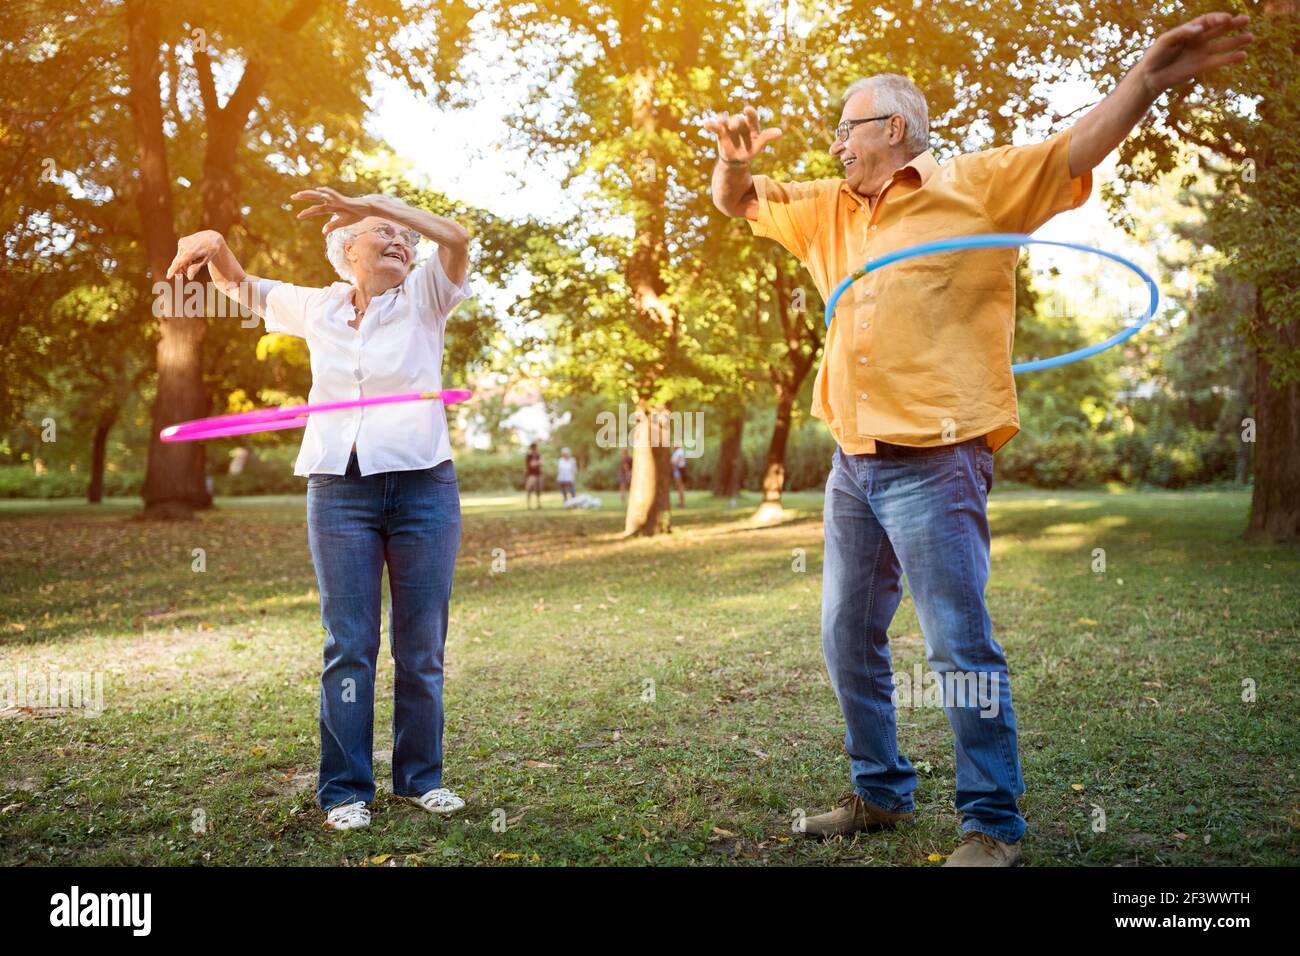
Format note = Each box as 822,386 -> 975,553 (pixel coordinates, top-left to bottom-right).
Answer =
822,439 -> 1025,844
306,450 -> 462,810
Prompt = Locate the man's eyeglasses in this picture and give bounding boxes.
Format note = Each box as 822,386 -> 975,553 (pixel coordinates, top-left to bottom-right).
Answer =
361,223 -> 420,246
834,114 -> 894,144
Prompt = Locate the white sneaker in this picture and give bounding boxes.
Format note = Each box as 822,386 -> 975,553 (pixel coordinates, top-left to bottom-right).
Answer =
403,787 -> 465,816
324,800 -> 371,831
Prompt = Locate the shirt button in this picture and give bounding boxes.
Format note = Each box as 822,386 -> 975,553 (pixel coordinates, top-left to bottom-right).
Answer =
869,224 -> 878,231
860,393 -> 869,401
353,368 -> 363,381
858,356 -> 867,365
860,321 -> 869,329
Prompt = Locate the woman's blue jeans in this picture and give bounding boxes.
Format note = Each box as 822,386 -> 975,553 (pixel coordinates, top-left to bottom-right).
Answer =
822,439 -> 1026,844
306,450 -> 461,811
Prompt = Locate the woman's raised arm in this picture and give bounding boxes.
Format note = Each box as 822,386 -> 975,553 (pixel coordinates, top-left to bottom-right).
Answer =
167,230 -> 276,318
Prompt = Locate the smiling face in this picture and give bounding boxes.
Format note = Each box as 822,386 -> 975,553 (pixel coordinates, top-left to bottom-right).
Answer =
343,217 -> 418,290
829,88 -> 910,199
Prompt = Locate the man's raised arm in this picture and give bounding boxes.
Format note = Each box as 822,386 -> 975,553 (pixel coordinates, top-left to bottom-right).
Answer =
704,105 -> 783,219
1067,12 -> 1252,179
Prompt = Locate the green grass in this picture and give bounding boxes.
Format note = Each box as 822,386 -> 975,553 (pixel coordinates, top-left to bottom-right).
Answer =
1,486 -> 1296,866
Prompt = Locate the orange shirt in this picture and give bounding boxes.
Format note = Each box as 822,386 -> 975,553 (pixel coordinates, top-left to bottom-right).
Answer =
747,129 -> 1091,453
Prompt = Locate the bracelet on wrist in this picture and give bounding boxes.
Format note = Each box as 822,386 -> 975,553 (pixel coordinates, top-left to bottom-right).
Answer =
722,158 -> 749,167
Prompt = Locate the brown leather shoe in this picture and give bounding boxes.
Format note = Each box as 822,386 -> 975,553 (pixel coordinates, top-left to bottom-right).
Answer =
800,793 -> 914,838
942,830 -> 1023,866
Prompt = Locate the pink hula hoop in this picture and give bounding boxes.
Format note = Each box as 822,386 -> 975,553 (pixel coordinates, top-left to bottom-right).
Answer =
159,388 -> 474,443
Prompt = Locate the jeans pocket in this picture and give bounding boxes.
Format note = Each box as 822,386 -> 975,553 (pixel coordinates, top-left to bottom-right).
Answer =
307,473 -> 343,487
976,446 -> 994,494
428,460 -> 458,485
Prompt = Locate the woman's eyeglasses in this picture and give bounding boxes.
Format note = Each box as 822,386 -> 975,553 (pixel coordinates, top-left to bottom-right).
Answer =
361,224 -> 420,246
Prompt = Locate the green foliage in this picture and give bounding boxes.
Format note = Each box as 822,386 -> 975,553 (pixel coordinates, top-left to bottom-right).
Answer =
3,0 -> 1284,502
450,452 -> 533,493
1098,1 -> 1299,388
0,465 -> 141,499
996,423 -> 1239,490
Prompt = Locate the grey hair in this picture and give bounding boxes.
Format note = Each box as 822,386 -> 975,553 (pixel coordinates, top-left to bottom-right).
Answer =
323,194 -> 389,282
840,74 -> 929,158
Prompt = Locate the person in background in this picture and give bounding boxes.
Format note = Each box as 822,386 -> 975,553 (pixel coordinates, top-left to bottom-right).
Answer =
618,449 -> 633,504
556,447 -> 578,502
524,442 -> 543,509
670,445 -> 687,508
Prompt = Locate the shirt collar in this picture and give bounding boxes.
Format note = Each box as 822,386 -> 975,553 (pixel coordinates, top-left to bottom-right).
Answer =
334,280 -> 404,303
840,148 -> 939,204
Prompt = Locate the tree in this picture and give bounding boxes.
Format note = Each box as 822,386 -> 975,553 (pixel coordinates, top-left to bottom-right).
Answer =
1085,1 -> 1297,538
5,0 -> 474,517
451,0 -> 1077,533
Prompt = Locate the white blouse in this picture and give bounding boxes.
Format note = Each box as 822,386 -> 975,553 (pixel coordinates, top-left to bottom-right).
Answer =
258,251 -> 472,477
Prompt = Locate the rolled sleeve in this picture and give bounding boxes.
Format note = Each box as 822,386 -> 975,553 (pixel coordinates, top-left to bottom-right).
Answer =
407,249 -> 473,329
746,175 -> 831,263
263,282 -> 319,339
966,129 -> 1092,234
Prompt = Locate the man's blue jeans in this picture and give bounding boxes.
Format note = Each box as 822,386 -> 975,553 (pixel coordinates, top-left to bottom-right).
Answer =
822,438 -> 1026,844
306,450 -> 462,811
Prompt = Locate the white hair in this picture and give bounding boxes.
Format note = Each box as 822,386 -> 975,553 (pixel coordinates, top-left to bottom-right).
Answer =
840,74 -> 929,158
323,194 -> 389,282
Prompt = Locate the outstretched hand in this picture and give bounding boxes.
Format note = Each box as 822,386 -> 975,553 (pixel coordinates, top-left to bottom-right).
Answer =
290,187 -> 372,236
1137,12 -> 1252,97
166,230 -> 223,280
703,106 -> 783,164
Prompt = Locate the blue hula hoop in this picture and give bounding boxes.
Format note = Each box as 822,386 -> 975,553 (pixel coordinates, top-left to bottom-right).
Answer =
823,233 -> 1160,374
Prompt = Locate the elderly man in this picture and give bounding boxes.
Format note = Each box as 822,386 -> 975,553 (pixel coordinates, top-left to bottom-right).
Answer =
707,13 -> 1251,865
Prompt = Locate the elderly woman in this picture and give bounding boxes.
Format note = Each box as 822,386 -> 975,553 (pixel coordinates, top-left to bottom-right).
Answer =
168,188 -> 473,831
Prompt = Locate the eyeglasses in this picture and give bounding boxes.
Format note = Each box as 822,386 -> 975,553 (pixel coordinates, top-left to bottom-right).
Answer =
360,223 -> 420,246
834,114 -> 894,144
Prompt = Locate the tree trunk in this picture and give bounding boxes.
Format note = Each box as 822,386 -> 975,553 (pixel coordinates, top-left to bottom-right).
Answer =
1243,5 -> 1300,540
623,401 -> 672,537
755,385 -> 795,521
618,14 -> 678,536
712,412 -> 744,497
142,318 -> 212,516
126,0 -> 210,519
1246,304 -> 1300,540
86,410 -> 117,505
1236,405 -> 1253,484
753,251 -> 819,521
